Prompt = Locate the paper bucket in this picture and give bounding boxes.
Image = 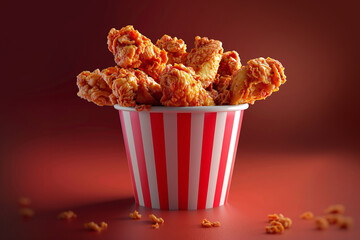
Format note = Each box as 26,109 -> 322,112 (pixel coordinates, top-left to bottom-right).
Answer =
115,104 -> 249,210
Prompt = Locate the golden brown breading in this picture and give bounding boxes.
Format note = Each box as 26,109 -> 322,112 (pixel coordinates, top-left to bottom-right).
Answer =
77,69 -> 117,106
159,64 -> 215,106
218,51 -> 241,76
213,75 -> 232,105
111,68 -> 162,107
230,57 -> 286,105
107,25 -> 167,81
186,36 -> 223,88
156,35 -> 188,65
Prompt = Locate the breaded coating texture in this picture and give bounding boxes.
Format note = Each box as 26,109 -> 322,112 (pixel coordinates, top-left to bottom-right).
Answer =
107,25 -> 168,81
160,64 -> 215,107
230,57 -> 286,105
77,69 -> 117,106
111,68 -> 161,107
186,36 -> 223,88
213,75 -> 232,105
156,35 -> 188,65
218,51 -> 241,76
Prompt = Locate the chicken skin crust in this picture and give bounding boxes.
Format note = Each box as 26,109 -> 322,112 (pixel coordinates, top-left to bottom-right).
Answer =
230,57 -> 286,105
156,35 -> 188,65
217,51 -> 241,76
77,69 -> 117,106
109,68 -> 162,107
107,25 -> 168,81
159,64 -> 215,107
186,36 -> 223,88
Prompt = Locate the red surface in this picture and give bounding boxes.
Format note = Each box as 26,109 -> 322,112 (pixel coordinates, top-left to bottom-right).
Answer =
1,132 -> 359,240
1,0 -> 360,239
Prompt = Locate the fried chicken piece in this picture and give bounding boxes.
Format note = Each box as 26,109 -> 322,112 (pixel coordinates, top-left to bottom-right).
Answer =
159,64 -> 215,107
77,69 -> 117,106
230,57 -> 286,105
156,35 -> 188,65
213,75 -> 232,105
111,68 -> 162,107
217,51 -> 241,76
186,36 -> 223,88
107,25 -> 168,81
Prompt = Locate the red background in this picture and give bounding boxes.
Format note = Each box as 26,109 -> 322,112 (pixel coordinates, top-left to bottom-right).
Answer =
1,0 -> 360,239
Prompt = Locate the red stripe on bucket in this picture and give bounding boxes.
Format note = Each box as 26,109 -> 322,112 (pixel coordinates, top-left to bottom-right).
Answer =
150,113 -> 169,210
119,111 -> 139,205
197,112 -> 217,209
225,110 -> 244,203
130,111 -> 152,208
213,111 -> 235,208
177,113 -> 191,210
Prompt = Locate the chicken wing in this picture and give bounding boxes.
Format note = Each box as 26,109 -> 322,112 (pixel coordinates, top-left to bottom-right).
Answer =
156,35 -> 188,65
76,69 -> 117,106
111,68 -> 162,107
230,57 -> 286,105
186,36 -> 223,88
107,25 -> 168,81
159,64 -> 215,107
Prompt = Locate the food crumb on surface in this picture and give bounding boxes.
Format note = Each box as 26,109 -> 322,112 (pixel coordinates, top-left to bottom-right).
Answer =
338,216 -> 353,229
18,197 -> 31,207
201,219 -> 221,228
84,221 -> 108,232
325,204 -> 345,214
152,222 -> 159,229
315,217 -> 329,230
58,210 -> 77,220
300,211 -> 314,220
325,213 -> 342,224
149,214 -> 164,224
129,210 -> 142,219
19,208 -> 34,218
265,213 -> 291,234
266,221 -> 285,234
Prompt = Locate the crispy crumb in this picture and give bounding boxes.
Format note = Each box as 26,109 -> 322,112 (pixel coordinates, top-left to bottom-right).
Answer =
315,217 -> 329,230
300,211 -> 314,220
266,221 -> 285,234
129,210 -> 142,219
18,197 -> 31,207
19,208 -> 34,218
149,214 -> 164,224
152,222 -> 159,229
338,216 -> 353,229
325,204 -> 345,214
201,219 -> 221,228
325,214 -> 342,224
58,210 -> 77,220
268,213 -> 283,222
278,217 -> 292,229
84,221 -> 108,232
212,221 -> 221,227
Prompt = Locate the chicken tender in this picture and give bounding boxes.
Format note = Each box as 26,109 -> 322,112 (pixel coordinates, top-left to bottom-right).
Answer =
77,69 -> 117,106
107,25 -> 168,81
217,51 -> 241,76
230,57 -> 286,105
160,64 -> 215,106
111,68 -> 162,107
156,35 -> 188,65
186,36 -> 223,88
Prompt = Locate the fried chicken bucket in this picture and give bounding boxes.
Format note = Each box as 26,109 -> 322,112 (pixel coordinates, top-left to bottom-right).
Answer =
116,104 -> 248,210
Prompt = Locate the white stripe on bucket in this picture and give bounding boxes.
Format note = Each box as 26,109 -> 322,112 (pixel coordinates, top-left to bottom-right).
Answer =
206,112 -> 227,208
188,113 -> 205,210
139,111 -> 160,209
219,110 -> 241,206
163,113 -> 178,210
123,111 -> 144,206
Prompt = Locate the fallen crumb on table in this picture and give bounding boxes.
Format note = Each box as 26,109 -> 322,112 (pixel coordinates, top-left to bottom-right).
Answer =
129,210 -> 142,219
84,221 -> 108,232
19,208 -> 34,218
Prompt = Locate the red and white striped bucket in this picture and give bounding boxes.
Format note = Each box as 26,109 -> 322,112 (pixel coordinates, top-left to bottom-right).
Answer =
115,104 -> 249,210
